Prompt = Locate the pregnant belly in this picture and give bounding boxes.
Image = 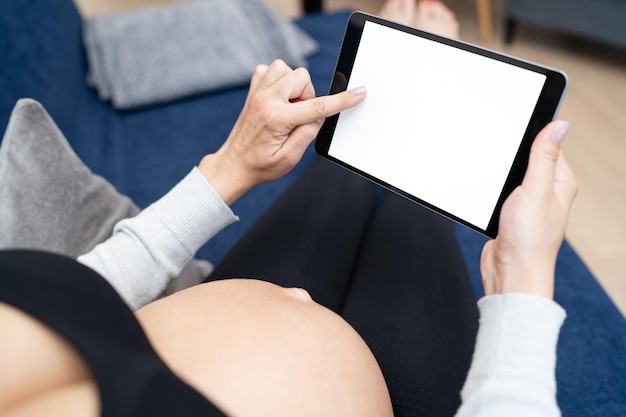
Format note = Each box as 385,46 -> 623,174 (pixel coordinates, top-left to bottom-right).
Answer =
135,278 -> 392,417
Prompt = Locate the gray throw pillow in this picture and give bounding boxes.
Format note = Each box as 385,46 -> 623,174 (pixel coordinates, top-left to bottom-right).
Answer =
0,99 -> 211,294
83,0 -> 319,109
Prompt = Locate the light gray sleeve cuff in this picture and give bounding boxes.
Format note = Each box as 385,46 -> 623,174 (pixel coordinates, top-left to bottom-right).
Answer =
455,293 -> 566,417
150,166 -> 239,254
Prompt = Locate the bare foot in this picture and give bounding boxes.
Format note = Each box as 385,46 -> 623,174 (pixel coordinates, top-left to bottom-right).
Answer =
414,0 -> 460,39
379,0 -> 460,39
378,0 -> 416,27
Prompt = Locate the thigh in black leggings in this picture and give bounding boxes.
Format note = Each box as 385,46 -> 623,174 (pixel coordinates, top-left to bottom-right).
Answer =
208,160 -> 478,416
341,193 -> 478,417
207,158 -> 376,312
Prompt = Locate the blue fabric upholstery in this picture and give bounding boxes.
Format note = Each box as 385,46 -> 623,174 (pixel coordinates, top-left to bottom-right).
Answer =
0,1 -> 624,415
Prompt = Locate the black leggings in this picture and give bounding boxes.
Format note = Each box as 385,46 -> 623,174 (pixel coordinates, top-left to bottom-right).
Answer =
208,158 -> 479,417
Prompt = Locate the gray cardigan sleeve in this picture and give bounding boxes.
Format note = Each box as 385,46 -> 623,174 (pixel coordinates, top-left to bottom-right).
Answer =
455,293 -> 566,417
77,167 -> 238,310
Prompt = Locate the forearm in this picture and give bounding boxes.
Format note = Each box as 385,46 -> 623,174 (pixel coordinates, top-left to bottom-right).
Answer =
455,293 -> 566,417
78,167 -> 238,310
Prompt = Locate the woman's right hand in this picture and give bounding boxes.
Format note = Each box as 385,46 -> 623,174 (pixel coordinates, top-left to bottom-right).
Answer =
480,121 -> 578,299
199,60 -> 366,205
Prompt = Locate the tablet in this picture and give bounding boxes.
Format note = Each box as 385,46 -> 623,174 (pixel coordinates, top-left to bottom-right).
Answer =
315,12 -> 568,238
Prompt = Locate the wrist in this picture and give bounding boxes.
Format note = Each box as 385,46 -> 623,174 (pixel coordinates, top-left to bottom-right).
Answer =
484,266 -> 555,299
198,152 -> 253,205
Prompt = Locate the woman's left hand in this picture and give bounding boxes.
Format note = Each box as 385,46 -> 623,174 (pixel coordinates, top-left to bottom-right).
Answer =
199,60 -> 366,205
480,121 -> 578,299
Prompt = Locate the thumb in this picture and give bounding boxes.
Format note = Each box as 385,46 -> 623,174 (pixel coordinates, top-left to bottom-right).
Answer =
522,121 -> 570,195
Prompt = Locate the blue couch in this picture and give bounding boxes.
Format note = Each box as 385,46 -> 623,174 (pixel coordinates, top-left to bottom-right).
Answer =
0,1 -> 624,415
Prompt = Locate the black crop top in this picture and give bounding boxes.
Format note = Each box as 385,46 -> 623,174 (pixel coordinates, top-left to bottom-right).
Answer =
0,250 -> 226,417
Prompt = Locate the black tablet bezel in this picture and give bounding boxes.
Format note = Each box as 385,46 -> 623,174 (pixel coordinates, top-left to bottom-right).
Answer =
315,11 -> 568,238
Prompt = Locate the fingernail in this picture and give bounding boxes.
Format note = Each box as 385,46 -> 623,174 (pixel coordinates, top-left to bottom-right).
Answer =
551,121 -> 570,145
316,118 -> 325,125
350,86 -> 366,96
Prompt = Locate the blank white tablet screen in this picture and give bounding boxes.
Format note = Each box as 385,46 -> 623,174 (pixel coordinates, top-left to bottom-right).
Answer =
328,21 -> 546,229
